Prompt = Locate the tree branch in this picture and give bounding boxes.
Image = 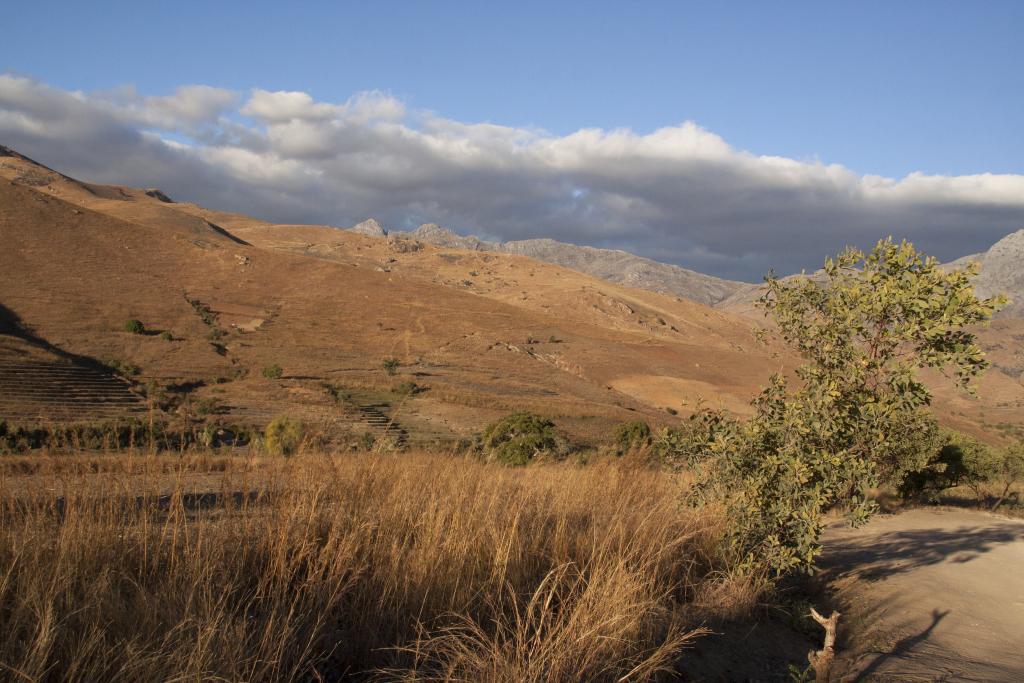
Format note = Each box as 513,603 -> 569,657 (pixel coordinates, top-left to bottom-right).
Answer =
808,607 -> 840,681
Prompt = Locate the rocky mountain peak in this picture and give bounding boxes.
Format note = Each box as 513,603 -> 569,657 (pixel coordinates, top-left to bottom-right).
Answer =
349,218 -> 388,238
970,228 -> 1024,317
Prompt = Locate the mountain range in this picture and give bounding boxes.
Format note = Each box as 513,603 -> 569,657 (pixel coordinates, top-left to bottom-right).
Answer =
347,219 -> 1023,317
349,220 -> 746,307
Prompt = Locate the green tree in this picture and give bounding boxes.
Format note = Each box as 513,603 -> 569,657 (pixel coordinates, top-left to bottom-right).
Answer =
688,238 -> 1005,573
962,439 -> 1024,511
990,442 -> 1024,511
481,412 -> 563,466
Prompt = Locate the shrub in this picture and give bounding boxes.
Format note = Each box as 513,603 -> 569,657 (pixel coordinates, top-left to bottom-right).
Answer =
902,434 -> 1024,510
160,331 -> 173,341
322,382 -> 351,404
613,420 -> 651,453
961,439 -> 1024,510
394,380 -> 426,396
988,443 -> 1024,510
899,429 -> 979,501
481,412 -> 563,466
123,319 -> 145,334
264,417 -> 303,456
188,297 -> 217,326
261,364 -> 283,379
105,358 -> 140,377
358,431 -> 376,450
207,328 -> 225,341
382,357 -> 400,376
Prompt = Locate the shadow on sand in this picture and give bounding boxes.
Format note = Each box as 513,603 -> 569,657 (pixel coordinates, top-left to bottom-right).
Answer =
852,609 -> 949,681
821,522 -> 1024,581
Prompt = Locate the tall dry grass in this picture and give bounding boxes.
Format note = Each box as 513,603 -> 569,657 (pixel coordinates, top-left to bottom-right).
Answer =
0,452 -> 738,681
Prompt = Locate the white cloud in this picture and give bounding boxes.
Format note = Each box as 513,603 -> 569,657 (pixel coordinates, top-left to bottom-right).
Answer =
2,73 -> 1023,281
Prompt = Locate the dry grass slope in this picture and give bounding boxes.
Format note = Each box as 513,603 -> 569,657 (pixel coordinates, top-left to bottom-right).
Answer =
0,453 -> 746,682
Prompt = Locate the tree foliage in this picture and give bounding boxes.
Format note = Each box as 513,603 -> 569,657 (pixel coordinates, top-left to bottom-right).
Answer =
677,238 -> 1005,573
481,412 -> 563,466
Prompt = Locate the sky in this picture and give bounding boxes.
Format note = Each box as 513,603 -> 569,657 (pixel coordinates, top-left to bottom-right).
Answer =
2,1 -> 1023,281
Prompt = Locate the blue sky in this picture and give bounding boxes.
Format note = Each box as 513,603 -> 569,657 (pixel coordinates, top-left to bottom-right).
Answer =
8,1 -> 1021,177
3,2 -> 1023,280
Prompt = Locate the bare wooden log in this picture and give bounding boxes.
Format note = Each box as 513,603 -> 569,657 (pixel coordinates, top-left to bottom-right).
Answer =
808,607 -> 840,682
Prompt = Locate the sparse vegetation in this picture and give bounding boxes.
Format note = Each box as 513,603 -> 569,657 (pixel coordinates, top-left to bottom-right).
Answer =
0,418 -> 212,453
104,358 -> 140,378
264,416 -> 303,456
382,357 -> 400,375
394,380 -> 426,396
321,382 -> 352,405
187,296 -> 217,326
122,318 -> 145,334
261,363 -> 284,379
193,396 -> 226,418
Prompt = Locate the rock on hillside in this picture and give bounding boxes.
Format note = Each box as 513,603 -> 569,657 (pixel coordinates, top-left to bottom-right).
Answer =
144,189 -> 174,203
945,229 -> 1024,318
402,224 -> 491,250
349,218 -> 388,237
348,220 -> 747,307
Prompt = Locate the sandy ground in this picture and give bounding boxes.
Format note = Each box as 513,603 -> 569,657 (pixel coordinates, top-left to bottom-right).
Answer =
820,509 -> 1024,681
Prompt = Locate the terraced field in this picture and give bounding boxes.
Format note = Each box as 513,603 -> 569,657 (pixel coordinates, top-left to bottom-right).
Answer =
0,352 -> 145,423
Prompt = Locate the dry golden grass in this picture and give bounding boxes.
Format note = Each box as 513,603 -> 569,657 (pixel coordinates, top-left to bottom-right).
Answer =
0,452 -> 744,682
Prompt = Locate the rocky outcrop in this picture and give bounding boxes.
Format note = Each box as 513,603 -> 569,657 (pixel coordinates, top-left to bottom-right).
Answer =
946,229 -> 1024,318
144,188 -> 174,203
349,218 -> 388,238
403,223 -> 492,251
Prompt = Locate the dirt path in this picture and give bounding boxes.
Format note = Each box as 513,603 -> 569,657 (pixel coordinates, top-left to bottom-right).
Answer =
820,508 -> 1024,681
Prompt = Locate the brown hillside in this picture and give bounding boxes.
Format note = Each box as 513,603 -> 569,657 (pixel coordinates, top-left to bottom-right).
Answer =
2,148 -> 1021,443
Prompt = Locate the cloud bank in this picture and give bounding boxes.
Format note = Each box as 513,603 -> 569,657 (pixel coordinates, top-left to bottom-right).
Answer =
2,74 -> 1022,281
